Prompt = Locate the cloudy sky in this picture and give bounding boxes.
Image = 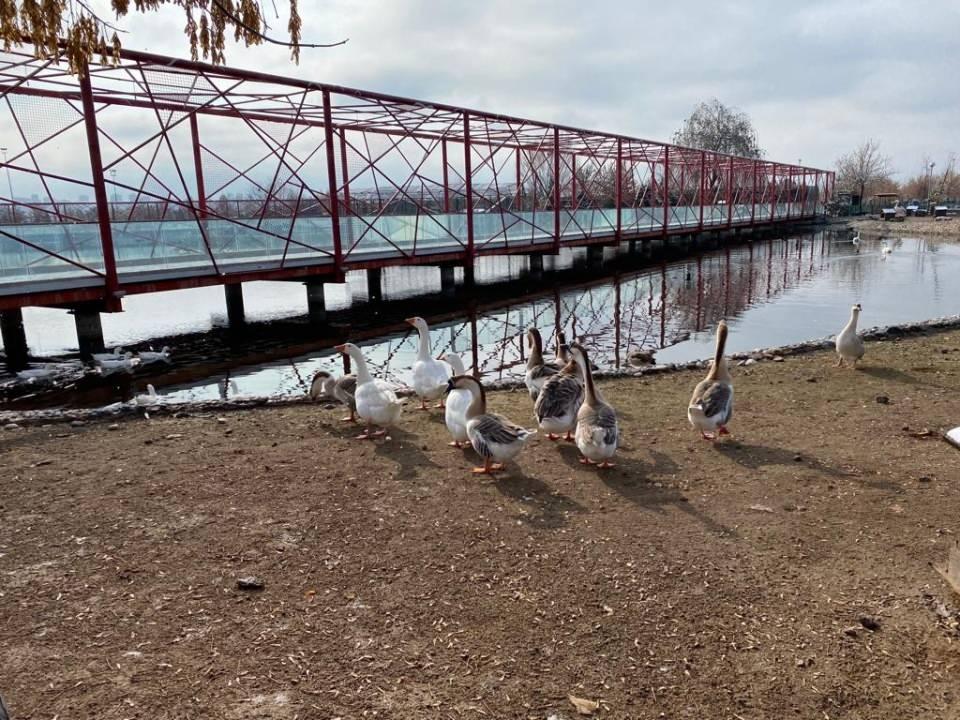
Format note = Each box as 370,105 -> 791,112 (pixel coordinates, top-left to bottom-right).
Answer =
82,0 -> 960,177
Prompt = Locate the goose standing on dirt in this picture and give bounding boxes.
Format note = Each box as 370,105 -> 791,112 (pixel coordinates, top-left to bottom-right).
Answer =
524,327 -> 562,400
446,374 -> 536,474
334,343 -> 403,439
309,370 -> 358,422
835,303 -> 865,368
441,353 -> 471,447
851,230 -> 860,246
406,316 -> 450,409
880,239 -> 892,256
688,320 -> 734,441
534,354 -> 585,441
570,343 -> 618,467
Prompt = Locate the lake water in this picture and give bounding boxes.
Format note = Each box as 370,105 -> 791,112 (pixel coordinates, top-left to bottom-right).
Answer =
3,229 -> 958,407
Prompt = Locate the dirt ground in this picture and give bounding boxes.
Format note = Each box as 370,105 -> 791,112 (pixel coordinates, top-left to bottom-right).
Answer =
851,215 -> 959,238
4,331 -> 960,719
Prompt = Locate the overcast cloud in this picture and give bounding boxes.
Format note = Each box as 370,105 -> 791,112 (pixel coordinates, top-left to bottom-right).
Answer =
90,0 -> 960,176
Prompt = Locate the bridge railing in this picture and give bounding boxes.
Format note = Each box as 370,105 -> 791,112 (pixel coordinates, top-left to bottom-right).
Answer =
0,46 -> 832,308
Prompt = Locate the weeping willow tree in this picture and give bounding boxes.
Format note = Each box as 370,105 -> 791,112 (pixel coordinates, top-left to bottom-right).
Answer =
0,0 -> 345,75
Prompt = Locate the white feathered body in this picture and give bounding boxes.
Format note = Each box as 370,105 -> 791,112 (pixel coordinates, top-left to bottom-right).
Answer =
687,382 -> 734,434
445,385 -> 472,443
355,379 -> 403,427
576,403 -> 618,462
412,358 -> 450,402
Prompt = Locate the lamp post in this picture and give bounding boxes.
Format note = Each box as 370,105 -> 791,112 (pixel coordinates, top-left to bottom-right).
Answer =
927,161 -> 936,203
109,168 -> 118,219
1,147 -> 15,223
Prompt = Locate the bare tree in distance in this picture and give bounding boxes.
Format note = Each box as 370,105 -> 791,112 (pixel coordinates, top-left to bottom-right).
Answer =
835,139 -> 893,208
672,99 -> 763,159
0,0 -> 346,76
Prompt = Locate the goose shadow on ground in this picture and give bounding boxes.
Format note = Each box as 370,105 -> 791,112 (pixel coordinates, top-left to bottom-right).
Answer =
713,440 -> 901,493
554,443 -> 737,538
491,468 -> 587,529
369,428 -> 442,481
857,365 -> 948,390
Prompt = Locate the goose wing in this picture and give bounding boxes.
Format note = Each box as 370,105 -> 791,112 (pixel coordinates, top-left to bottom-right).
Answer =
534,373 -> 584,421
581,401 -> 619,446
471,413 -> 532,457
528,361 -> 560,380
337,374 -> 358,397
695,381 -> 733,422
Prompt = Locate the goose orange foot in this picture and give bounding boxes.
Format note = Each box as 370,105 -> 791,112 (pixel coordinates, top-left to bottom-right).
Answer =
448,440 -> 466,448
471,460 -> 504,474
564,432 -> 575,442
547,433 -> 561,441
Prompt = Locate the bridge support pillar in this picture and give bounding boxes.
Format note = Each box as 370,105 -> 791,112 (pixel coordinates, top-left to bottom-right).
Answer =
305,279 -> 326,323
528,253 -> 544,280
586,245 -> 603,269
439,265 -> 456,297
71,306 -> 105,361
1,309 -> 29,371
225,283 -> 245,327
462,261 -> 475,288
366,268 -> 383,303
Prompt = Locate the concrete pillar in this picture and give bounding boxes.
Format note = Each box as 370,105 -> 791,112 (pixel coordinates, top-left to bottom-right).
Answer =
462,261 -> 475,287
366,268 -> 383,303
1,308 -> 29,370
628,239 -> 638,255
586,245 -> 603,268
72,306 -> 105,361
224,283 -> 245,327
439,265 -> 456,297
528,253 -> 544,280
305,279 -> 326,323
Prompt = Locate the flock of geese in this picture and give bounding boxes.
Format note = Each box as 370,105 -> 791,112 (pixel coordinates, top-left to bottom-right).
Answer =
313,301 -> 867,475
850,230 -> 892,257
310,315 -> 737,475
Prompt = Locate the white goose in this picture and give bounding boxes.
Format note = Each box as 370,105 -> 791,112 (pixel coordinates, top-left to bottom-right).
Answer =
688,320 -> 734,441
334,342 -> 403,439
137,346 -> 172,365
92,347 -> 125,364
134,384 -> 161,406
570,343 -> 618,467
406,316 -> 451,410
441,353 -> 471,447
880,239 -> 892,256
851,230 -> 860,246
447,374 -> 536,474
309,370 -> 358,422
97,354 -> 140,375
835,303 -> 865,368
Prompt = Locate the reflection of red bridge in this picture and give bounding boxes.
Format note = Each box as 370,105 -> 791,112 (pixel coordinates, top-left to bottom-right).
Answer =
0,46 -> 832,367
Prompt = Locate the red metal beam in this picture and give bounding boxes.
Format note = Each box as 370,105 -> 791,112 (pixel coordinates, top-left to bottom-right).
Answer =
78,67 -> 121,312
321,89 -> 343,270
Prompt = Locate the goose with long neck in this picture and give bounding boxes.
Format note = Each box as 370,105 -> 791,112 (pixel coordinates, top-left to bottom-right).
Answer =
309,369 -> 358,422
334,343 -> 403,439
688,320 -> 734,441
570,343 -> 618,467
441,353 -> 472,447
406,316 -> 451,410
534,348 -> 585,442
835,303 -> 865,368
446,374 -> 536,474
524,327 -> 561,400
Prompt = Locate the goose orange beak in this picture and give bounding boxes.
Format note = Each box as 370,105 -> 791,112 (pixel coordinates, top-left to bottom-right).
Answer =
333,344 -> 347,354
404,317 -> 416,325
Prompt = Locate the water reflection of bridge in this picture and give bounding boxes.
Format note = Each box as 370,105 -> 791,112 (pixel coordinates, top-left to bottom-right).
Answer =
158,231 -> 835,402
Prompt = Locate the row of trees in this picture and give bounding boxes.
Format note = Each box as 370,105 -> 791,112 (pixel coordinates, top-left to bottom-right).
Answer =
835,140 -> 958,205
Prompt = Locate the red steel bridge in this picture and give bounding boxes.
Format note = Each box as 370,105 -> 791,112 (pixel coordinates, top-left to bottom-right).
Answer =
0,46 -> 833,361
